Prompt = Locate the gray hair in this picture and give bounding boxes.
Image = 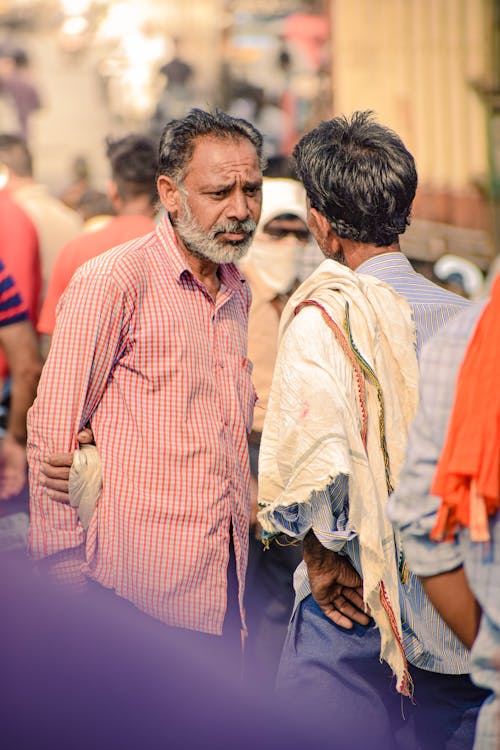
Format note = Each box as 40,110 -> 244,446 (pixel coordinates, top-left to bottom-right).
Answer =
157,108 -> 265,185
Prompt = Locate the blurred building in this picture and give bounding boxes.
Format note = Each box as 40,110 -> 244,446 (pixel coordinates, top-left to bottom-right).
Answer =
0,0 -> 498,270
329,0 -> 500,269
0,0 -> 229,192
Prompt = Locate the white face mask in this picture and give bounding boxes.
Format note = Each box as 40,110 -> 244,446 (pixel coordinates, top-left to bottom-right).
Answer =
246,237 -> 301,295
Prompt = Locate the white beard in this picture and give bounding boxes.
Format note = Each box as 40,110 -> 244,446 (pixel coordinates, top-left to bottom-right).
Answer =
173,194 -> 256,265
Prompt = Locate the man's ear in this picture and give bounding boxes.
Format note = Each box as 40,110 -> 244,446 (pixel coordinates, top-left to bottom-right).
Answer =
157,175 -> 181,218
308,207 -> 331,244
107,179 -> 120,208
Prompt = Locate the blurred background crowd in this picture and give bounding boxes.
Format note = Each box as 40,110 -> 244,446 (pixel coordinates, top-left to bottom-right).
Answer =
0,2 -> 499,745
0,0 -> 498,580
0,0 -> 498,283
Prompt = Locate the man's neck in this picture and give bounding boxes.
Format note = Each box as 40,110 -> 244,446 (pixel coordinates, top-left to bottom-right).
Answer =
177,238 -> 221,300
346,242 -> 401,271
117,197 -> 156,218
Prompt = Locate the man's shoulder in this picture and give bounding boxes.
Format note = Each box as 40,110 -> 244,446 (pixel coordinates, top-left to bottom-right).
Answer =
62,216 -> 153,255
0,189 -> 38,244
283,295 -> 341,349
361,251 -> 470,309
61,220 -> 156,277
417,277 -> 471,306
15,184 -> 82,228
64,227 -> 164,304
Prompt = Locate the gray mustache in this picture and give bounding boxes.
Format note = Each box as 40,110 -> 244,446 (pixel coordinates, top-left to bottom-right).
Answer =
212,218 -> 257,236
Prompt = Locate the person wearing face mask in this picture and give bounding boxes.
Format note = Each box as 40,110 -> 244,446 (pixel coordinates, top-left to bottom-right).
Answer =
238,176 -> 314,687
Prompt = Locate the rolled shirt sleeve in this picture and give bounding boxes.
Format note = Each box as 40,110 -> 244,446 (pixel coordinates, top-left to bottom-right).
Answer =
264,475 -> 356,553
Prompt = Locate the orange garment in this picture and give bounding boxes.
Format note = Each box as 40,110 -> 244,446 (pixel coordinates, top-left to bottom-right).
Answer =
38,215 -> 155,335
431,275 -> 500,542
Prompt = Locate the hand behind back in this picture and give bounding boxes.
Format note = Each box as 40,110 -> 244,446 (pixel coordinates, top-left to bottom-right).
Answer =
303,530 -> 371,628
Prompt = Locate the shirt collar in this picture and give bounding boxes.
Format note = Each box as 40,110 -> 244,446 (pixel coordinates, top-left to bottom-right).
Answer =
357,251 -> 415,278
155,212 -> 246,292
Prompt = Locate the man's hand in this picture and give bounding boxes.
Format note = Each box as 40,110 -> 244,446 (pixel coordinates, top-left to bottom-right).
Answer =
303,530 -> 371,629
0,434 -> 27,500
41,427 -> 94,503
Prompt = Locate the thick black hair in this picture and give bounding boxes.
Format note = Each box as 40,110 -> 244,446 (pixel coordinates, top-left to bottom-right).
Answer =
106,134 -> 158,205
0,133 -> 32,177
292,110 -> 417,246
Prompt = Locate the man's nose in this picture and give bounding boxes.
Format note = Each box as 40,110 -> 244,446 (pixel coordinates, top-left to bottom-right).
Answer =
227,189 -> 250,220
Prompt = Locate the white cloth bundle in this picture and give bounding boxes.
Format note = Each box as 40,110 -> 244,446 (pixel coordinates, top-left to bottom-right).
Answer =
69,443 -> 102,531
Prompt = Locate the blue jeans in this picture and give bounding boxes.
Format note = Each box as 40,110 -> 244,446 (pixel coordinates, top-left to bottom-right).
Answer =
277,595 -> 488,750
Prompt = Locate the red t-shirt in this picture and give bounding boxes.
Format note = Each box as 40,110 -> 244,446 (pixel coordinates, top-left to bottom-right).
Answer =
38,215 -> 156,335
0,189 -> 41,376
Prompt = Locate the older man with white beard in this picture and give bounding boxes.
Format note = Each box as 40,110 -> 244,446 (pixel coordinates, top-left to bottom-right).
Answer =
27,109 -> 264,661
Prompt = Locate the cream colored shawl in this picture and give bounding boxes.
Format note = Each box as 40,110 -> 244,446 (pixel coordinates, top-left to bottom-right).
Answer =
257,259 -> 418,694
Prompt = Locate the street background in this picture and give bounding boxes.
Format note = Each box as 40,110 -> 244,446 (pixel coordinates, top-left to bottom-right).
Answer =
0,0 -> 498,271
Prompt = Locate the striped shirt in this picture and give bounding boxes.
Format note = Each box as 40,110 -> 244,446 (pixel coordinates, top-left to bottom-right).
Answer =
0,259 -> 29,327
28,214 -> 255,635
388,303 -> 499,746
269,251 -> 472,673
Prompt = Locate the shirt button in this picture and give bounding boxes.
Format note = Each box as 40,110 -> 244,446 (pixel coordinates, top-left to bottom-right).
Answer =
219,361 -> 225,369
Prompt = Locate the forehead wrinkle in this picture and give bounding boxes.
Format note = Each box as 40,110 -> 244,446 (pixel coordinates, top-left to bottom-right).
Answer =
194,175 -> 262,193
202,179 -> 237,192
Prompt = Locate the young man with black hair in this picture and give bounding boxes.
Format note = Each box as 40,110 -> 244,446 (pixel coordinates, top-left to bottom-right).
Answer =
37,133 -> 159,351
257,111 -> 483,749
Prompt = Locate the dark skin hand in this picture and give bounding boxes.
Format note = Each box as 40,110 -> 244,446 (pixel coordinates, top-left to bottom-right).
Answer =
303,529 -> 371,628
40,428 -> 93,503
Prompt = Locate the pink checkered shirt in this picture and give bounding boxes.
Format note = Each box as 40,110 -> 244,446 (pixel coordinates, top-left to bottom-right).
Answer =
28,214 -> 255,635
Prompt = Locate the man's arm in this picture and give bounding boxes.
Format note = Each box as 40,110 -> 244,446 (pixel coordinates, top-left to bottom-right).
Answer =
421,567 -> 481,650
388,306 -> 484,646
38,333 -> 52,362
36,239 -> 78,352
28,268 -> 127,583
0,319 -> 41,499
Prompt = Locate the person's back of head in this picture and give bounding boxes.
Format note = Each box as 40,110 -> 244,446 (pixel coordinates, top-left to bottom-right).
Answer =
0,132 -> 33,178
76,189 -> 114,220
157,107 -> 265,186
106,133 -> 158,210
292,110 -> 417,247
